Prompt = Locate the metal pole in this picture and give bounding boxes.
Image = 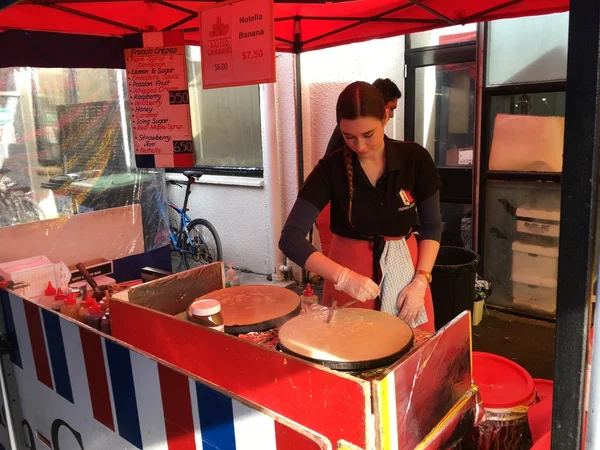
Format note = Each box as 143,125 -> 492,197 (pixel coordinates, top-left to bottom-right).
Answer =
553,1 -> 600,448
293,16 -> 310,285
294,17 -> 304,191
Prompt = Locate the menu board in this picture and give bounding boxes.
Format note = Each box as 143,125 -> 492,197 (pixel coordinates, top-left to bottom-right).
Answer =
200,0 -> 276,89
124,32 -> 195,169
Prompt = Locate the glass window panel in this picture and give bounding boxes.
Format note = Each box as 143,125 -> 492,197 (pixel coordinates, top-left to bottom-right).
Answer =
483,180 -> 561,317
487,91 -> 565,172
0,67 -> 168,251
415,63 -> 475,167
408,23 -> 477,49
186,46 -> 263,168
487,12 -> 569,86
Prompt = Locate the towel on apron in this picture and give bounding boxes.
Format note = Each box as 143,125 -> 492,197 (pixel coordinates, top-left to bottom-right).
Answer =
379,238 -> 428,327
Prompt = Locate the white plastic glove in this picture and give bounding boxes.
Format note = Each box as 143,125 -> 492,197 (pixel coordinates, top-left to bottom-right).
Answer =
397,278 -> 427,325
334,267 -> 380,302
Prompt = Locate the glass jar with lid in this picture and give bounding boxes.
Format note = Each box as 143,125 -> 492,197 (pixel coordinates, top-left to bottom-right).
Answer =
188,299 -> 224,332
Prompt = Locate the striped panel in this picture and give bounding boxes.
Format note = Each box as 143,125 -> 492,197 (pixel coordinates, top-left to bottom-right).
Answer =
274,422 -> 326,450
79,328 -> 115,431
129,351 -> 169,449
22,301 -> 53,389
231,400 -> 276,450
378,372 -> 398,450
41,309 -> 73,403
1,291 -> 21,368
195,381 -> 236,450
158,364 -> 195,450
104,339 -> 143,449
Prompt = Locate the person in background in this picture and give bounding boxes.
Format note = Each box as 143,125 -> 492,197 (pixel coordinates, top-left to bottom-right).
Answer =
280,81 -> 441,332
325,78 -> 401,156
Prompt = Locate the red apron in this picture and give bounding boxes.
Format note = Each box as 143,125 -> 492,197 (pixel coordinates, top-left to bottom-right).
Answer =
322,233 -> 435,333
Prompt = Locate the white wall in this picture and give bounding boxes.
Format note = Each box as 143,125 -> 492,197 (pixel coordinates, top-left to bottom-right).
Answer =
166,36 -> 406,276
299,36 -> 406,175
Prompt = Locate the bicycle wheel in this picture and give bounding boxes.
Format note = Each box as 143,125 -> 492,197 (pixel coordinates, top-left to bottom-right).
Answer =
183,218 -> 223,270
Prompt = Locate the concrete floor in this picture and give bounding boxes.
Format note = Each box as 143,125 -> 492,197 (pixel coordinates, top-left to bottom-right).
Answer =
473,309 -> 555,380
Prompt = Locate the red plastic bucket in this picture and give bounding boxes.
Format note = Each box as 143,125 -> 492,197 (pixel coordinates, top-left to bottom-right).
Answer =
472,352 -> 536,450
533,378 -> 553,402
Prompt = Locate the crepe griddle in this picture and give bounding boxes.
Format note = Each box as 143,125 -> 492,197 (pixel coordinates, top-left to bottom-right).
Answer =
195,285 -> 301,334
278,309 -> 414,371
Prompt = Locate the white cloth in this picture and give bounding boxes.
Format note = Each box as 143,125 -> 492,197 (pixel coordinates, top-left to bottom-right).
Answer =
379,239 -> 428,327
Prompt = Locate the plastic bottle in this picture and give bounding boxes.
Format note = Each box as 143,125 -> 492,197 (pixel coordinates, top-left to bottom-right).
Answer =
226,263 -> 240,288
301,283 -> 319,304
78,295 -> 95,322
40,282 -> 56,307
60,292 -> 79,320
84,301 -> 104,330
100,311 -> 111,335
51,288 -> 67,312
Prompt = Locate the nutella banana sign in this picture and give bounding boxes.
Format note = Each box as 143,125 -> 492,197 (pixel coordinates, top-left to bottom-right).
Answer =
200,0 -> 276,89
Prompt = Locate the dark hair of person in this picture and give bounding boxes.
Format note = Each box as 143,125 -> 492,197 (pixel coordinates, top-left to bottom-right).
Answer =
373,78 -> 402,103
336,81 -> 386,226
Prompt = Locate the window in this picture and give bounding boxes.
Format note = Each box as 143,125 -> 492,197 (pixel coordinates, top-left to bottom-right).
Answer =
486,13 -> 569,86
184,46 -> 263,172
487,91 -> 566,173
0,67 -> 168,251
408,23 -> 477,49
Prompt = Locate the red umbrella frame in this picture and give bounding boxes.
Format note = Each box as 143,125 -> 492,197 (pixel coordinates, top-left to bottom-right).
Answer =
0,0 -> 568,53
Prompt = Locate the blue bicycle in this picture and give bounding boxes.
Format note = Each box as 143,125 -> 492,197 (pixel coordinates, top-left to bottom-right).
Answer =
167,171 -> 223,270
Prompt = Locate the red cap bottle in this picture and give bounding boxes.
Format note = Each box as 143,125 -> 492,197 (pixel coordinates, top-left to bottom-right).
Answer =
45,282 -> 56,297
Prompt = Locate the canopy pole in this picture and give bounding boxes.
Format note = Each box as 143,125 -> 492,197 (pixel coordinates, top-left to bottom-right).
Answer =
293,16 -> 310,284
553,0 -> 600,447
294,17 -> 304,191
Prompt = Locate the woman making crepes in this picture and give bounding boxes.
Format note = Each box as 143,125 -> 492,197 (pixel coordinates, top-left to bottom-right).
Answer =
279,81 -> 442,332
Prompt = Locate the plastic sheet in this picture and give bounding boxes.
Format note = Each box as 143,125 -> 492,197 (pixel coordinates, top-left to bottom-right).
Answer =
0,66 -> 170,267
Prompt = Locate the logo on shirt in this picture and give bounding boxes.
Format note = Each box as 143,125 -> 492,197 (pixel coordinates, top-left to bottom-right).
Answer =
398,189 -> 415,212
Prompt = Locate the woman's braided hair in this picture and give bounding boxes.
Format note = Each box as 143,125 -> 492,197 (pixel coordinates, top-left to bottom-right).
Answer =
336,81 -> 386,226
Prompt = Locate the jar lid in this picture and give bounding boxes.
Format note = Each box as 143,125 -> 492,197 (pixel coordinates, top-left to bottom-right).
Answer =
190,299 -> 221,317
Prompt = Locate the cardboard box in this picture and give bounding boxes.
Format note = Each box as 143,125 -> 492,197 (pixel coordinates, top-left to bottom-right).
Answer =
69,258 -> 113,283
446,148 -> 473,166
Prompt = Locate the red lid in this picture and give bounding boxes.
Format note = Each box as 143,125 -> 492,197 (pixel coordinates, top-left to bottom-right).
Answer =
55,288 -> 66,301
64,292 -> 76,306
303,283 -> 315,296
45,282 -> 56,296
82,295 -> 95,307
89,301 -> 103,314
190,299 -> 221,317
472,351 -> 535,409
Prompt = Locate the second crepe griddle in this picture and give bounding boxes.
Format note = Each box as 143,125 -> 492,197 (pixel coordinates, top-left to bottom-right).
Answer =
195,285 -> 301,334
278,308 -> 414,371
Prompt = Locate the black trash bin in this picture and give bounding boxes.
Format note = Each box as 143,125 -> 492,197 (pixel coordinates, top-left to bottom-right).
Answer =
430,246 -> 479,330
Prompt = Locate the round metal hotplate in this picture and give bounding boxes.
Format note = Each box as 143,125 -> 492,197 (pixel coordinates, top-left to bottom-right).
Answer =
278,309 -> 414,372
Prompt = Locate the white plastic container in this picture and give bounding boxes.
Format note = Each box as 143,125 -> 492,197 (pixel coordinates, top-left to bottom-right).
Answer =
0,256 -> 70,298
512,241 -> 558,282
512,274 -> 557,314
515,207 -> 560,238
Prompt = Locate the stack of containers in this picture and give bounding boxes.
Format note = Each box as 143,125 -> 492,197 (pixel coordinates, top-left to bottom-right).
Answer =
511,206 -> 560,315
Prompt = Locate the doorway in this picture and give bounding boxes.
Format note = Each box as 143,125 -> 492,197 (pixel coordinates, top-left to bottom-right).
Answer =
405,41 -> 477,249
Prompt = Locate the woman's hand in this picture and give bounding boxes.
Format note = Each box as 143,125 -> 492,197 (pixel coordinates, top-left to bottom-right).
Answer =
335,267 -> 380,302
397,278 -> 427,325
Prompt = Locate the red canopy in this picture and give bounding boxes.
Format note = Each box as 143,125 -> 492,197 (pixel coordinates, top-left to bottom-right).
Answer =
0,0 -> 568,52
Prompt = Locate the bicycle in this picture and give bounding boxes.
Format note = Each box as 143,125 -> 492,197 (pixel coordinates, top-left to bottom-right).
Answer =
167,170 -> 223,270
0,168 -> 45,227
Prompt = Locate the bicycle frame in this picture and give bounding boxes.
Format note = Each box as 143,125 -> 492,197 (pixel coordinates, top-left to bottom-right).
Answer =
167,178 -> 208,256
168,200 -> 195,254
